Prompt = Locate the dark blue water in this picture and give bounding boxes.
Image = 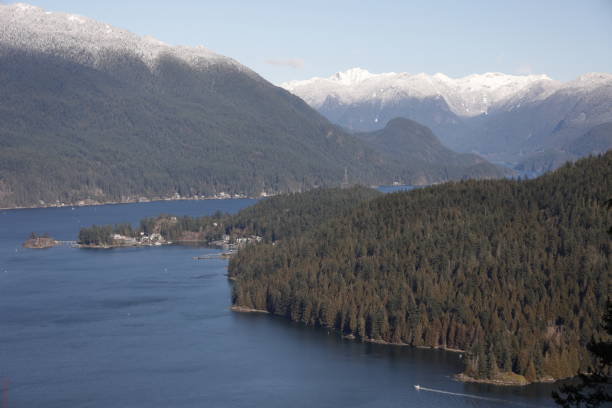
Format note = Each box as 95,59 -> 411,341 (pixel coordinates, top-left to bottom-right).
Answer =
378,185 -> 419,193
0,200 -> 558,407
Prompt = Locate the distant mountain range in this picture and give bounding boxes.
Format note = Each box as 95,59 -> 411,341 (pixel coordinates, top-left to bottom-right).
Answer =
283,68 -> 612,173
0,3 -> 508,208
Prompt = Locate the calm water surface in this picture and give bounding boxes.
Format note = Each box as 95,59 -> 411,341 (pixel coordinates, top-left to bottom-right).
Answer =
0,199 -> 558,407
377,185 -> 418,193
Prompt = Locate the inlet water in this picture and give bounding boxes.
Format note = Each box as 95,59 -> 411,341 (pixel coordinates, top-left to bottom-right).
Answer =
0,200 -> 558,407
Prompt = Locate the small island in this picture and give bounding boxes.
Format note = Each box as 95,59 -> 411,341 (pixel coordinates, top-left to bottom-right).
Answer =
22,232 -> 58,249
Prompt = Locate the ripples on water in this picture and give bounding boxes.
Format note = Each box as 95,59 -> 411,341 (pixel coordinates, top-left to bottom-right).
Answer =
0,199 -> 558,407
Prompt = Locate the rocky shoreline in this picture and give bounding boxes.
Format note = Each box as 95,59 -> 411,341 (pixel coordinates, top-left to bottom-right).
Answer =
230,302 -> 562,386
22,236 -> 58,249
454,372 -> 531,386
230,305 -> 269,314
362,337 -> 465,354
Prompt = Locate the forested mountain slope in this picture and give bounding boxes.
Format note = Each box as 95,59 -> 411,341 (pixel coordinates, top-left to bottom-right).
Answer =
355,118 -> 508,184
515,122 -> 612,175
0,4 -> 506,208
229,152 -> 612,384
0,4 -> 391,208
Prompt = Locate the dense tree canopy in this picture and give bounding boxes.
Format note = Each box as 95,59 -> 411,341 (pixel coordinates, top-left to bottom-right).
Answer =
77,186 -> 381,245
0,48 -> 505,209
229,153 -> 612,383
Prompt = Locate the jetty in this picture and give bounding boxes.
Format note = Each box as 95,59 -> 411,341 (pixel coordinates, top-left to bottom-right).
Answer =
193,251 -> 235,260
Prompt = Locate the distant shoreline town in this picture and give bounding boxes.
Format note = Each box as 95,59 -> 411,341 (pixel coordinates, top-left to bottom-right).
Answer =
0,192 -> 268,211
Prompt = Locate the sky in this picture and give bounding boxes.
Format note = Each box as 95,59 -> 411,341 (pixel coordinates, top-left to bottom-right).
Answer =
11,0 -> 612,84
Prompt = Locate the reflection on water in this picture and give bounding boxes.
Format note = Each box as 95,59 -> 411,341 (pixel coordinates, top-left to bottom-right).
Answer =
0,200 -> 558,407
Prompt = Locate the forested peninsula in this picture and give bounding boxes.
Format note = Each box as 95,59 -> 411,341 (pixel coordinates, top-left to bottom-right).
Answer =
228,153 -> 611,385
76,187 -> 381,248
76,154 -> 611,385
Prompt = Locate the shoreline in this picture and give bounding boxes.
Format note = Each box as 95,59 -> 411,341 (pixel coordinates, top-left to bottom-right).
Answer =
22,237 -> 59,249
230,305 -> 269,314
0,194 -> 262,212
77,243 -> 171,249
456,372 -> 561,386
230,303 -> 469,356
363,337 -> 465,353
230,302 -> 564,387
0,184 -> 425,211
454,372 -> 538,387
76,238 -> 231,250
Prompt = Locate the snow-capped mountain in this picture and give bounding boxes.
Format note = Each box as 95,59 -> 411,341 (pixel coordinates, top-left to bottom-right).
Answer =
0,3 -> 246,74
0,3 -> 510,208
283,68 -> 558,117
283,68 -> 612,169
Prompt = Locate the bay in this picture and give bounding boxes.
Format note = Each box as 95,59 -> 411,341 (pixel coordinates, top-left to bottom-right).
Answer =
0,199 -> 558,407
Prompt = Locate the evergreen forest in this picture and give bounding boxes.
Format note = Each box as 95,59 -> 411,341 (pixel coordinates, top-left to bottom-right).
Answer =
77,186 -> 381,245
228,153 -> 612,384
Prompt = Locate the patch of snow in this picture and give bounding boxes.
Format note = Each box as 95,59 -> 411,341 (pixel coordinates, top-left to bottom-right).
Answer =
67,15 -> 85,24
282,67 -> 609,118
0,2 -> 246,75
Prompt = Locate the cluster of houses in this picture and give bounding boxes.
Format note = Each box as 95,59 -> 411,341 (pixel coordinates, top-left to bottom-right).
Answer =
209,234 -> 263,250
108,230 -> 263,250
111,232 -> 169,247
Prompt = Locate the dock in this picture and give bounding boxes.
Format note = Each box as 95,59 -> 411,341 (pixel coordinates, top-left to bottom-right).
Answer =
193,251 -> 235,260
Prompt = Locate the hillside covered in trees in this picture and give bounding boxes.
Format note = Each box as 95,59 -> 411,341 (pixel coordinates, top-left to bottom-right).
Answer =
228,153 -> 612,385
77,186 -> 381,246
355,118 -> 506,185
0,4 -> 508,209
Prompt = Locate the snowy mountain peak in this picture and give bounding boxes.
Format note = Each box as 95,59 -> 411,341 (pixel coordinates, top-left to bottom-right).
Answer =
331,67 -> 376,84
568,72 -> 612,89
282,68 -> 562,117
0,2 -> 245,74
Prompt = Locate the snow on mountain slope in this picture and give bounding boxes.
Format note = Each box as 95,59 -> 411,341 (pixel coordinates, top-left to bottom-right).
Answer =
283,68 -> 558,117
283,68 -> 612,173
563,72 -> 612,91
0,3 -> 247,74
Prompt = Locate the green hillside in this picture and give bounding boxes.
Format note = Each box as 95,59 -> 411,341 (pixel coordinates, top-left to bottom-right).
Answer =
355,118 -> 510,184
229,153 -> 612,384
0,5 -> 509,209
0,50 -> 395,207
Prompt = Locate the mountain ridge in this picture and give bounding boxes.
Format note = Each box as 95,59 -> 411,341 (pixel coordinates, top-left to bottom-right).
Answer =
0,3 -> 509,208
354,118 -> 505,184
0,3 -> 244,73
283,67 -> 561,117
283,68 -> 612,170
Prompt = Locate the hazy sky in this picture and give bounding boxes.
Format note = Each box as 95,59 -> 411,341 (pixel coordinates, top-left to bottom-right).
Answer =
16,0 -> 612,84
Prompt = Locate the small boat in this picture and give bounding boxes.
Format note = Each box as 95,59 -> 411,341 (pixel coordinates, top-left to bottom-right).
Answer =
414,385 -> 420,390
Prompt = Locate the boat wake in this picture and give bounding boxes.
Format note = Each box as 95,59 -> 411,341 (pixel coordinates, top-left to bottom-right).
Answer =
414,385 -> 539,407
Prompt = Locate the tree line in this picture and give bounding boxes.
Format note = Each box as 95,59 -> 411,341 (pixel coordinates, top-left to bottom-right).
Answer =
77,187 -> 381,246
228,152 -> 612,384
